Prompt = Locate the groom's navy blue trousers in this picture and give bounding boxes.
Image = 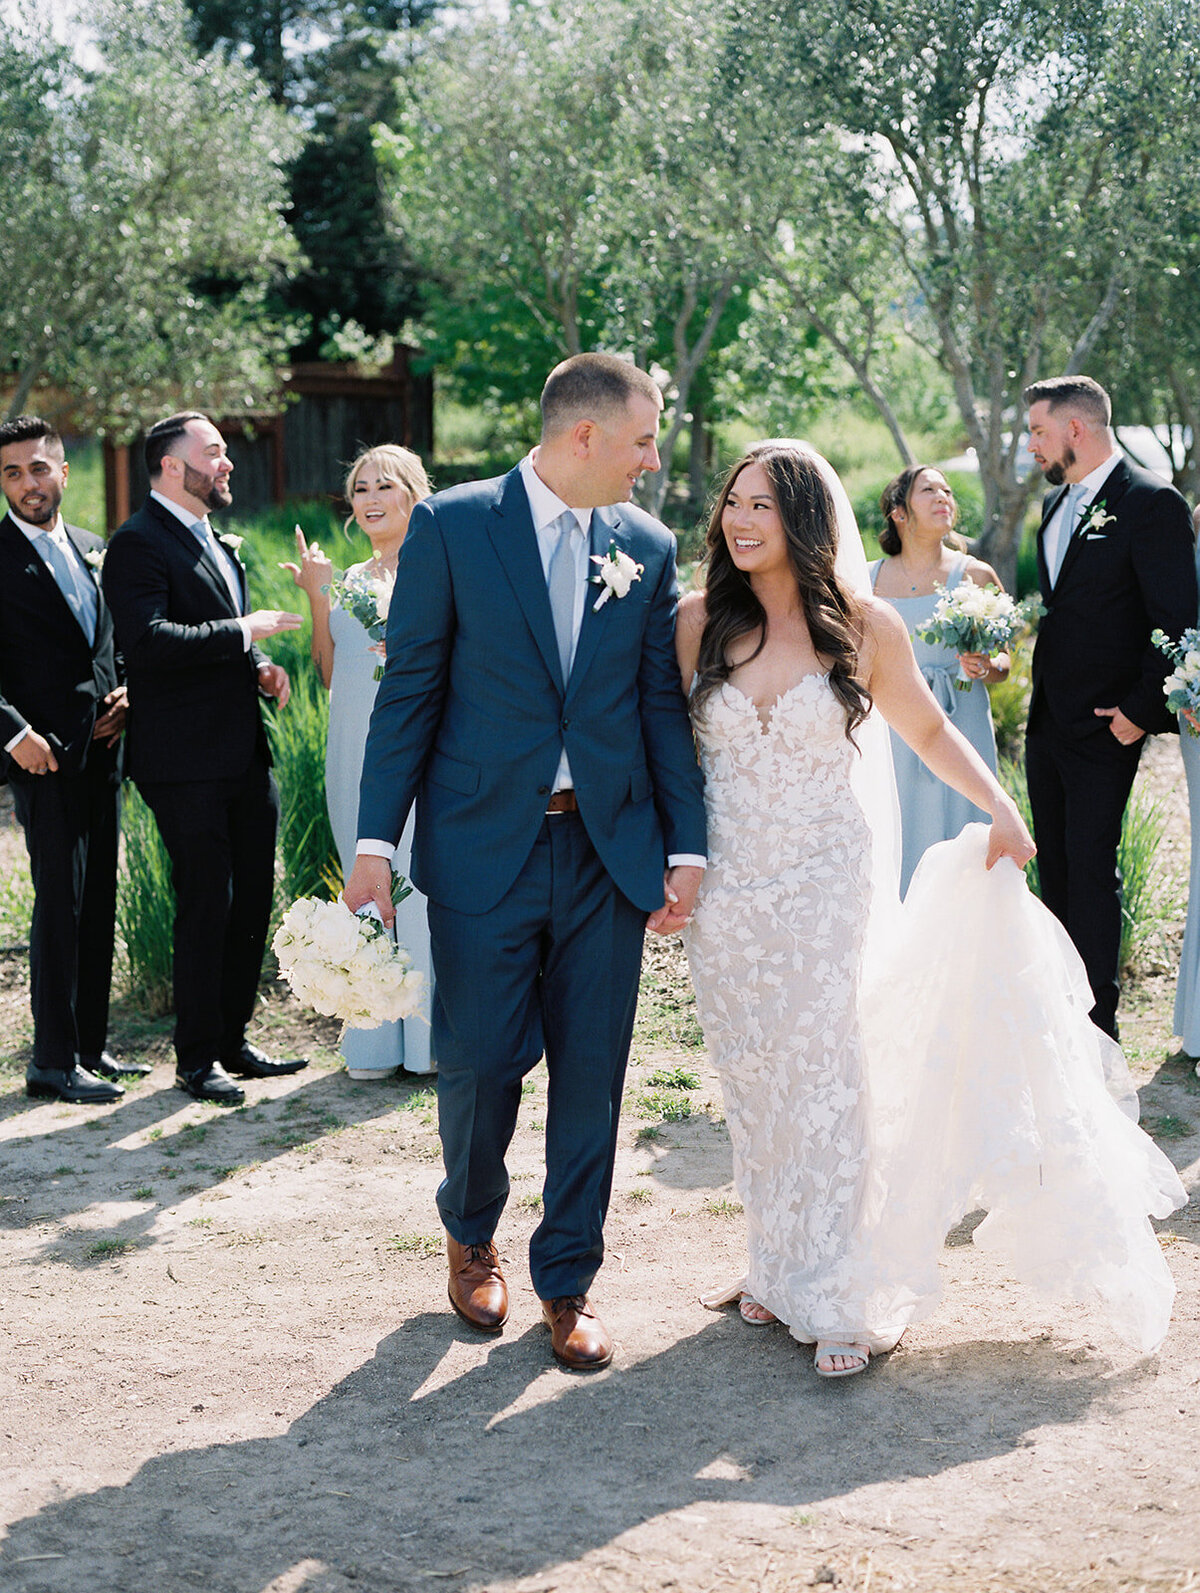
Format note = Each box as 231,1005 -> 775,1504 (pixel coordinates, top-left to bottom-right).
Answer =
427,809 -> 646,1301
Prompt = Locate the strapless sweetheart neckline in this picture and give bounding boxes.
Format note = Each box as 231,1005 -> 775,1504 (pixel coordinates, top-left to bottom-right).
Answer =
720,672 -> 831,733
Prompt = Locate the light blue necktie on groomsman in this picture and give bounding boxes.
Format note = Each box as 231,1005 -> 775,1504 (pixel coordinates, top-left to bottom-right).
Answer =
547,510 -> 582,684
36,530 -> 97,646
1048,482 -> 1087,586
190,518 -> 243,612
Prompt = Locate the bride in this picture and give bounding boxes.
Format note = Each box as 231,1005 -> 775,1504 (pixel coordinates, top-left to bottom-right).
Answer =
677,442 -> 1186,1378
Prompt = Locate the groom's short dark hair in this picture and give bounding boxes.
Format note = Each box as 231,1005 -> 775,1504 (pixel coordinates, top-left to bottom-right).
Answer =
540,354 -> 661,439
1022,375 -> 1111,429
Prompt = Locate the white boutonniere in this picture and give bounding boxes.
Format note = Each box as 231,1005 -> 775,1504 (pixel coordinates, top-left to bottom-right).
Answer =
83,548 -> 105,574
218,533 -> 244,554
589,541 -> 644,611
1083,504 -> 1115,536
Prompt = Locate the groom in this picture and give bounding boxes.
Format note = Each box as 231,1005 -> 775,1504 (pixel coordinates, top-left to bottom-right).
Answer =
345,354 -> 707,1369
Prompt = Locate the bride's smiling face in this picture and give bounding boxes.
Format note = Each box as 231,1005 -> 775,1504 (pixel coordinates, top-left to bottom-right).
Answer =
722,463 -> 789,575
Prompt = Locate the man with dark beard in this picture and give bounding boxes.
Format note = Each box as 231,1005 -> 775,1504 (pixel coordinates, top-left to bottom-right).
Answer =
0,415 -> 138,1102
103,413 -> 307,1102
1024,375 -> 1196,1038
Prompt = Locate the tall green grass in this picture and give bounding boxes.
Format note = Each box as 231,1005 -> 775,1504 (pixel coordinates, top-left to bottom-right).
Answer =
1117,791 -> 1178,974
116,787 -> 175,1016
263,642 -> 339,904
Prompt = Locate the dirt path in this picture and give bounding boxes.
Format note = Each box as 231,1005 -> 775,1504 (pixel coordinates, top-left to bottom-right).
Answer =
1,741 -> 1199,1593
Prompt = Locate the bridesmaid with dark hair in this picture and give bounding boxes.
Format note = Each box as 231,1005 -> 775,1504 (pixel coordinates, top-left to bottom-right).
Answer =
870,465 -> 1009,894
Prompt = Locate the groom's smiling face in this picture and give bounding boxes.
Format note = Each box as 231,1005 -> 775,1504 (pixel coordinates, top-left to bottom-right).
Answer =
581,393 -> 663,506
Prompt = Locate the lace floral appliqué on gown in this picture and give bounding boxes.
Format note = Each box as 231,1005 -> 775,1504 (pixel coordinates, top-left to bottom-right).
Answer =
684,675 -> 1186,1354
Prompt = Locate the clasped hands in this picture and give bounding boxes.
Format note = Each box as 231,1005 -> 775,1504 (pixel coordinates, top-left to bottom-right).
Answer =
343,858 -> 705,937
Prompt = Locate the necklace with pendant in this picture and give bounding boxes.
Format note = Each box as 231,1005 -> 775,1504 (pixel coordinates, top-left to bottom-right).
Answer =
899,558 -> 943,593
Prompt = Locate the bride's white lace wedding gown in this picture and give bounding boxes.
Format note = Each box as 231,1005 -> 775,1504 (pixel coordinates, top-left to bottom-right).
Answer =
684,673 -> 1187,1354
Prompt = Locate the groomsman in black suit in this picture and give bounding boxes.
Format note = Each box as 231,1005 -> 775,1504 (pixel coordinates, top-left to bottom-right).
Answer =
1024,375 -> 1197,1037
0,416 -> 142,1103
103,412 -> 307,1104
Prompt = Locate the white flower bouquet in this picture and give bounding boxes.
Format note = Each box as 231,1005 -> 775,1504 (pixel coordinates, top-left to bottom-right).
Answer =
1152,626 -> 1200,735
272,894 -> 424,1029
916,583 -> 1040,689
326,553 -> 393,680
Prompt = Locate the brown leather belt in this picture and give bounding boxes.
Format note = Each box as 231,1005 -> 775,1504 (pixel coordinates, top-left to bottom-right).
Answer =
546,789 -> 578,814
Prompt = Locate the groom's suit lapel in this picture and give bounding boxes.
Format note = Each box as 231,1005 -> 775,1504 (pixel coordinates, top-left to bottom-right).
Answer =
486,468 -> 568,694
1053,459 -> 1128,593
565,506 -> 626,702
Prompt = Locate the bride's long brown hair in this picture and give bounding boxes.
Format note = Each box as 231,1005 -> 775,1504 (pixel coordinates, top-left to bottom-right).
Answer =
693,444 -> 872,741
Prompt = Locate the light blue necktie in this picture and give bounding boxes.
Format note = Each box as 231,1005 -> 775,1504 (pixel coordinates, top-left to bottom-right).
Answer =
190,519 -> 242,612
1049,483 -> 1087,585
547,511 -> 581,684
37,531 -> 97,645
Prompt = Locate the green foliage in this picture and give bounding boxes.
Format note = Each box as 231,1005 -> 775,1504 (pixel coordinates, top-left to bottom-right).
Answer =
263,660 -> 339,905
0,844 -> 34,947
987,647 -> 1034,766
0,0 -> 301,434
116,787 -> 176,1017
637,1088 -> 693,1122
1118,790 -> 1178,975
998,755 -> 1040,898
645,1066 -> 700,1091
1141,1114 -> 1194,1141
726,0 -> 1200,587
388,1232 -> 442,1257
183,2 -> 437,356
62,438 -> 107,539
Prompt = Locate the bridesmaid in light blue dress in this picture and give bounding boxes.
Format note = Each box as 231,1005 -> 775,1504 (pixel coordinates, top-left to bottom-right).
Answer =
1173,514 -> 1200,1058
870,466 -> 1008,896
284,444 -> 436,1078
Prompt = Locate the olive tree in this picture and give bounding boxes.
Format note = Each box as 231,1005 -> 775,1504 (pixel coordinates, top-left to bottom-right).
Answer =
0,0 -> 300,434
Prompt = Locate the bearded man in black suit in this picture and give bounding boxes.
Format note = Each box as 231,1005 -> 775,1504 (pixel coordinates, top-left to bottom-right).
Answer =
103,412 -> 307,1104
1024,375 -> 1197,1038
0,416 -> 142,1102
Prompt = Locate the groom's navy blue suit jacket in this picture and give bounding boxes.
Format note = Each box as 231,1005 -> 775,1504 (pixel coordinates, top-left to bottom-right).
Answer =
357,466 -> 706,915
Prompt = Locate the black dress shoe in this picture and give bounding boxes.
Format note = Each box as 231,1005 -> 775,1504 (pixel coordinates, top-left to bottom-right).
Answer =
221,1041 -> 308,1079
82,1051 -> 152,1080
26,1063 -> 123,1104
175,1062 -> 245,1105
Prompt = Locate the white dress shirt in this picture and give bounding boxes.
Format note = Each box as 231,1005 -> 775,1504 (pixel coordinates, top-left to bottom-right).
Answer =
1042,449 -> 1122,588
149,489 -> 252,649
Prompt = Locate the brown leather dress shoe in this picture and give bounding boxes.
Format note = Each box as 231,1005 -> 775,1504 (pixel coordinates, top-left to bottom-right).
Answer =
541,1295 -> 613,1370
447,1236 -> 508,1332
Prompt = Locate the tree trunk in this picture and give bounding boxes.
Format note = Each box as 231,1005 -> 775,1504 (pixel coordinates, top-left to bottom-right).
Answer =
977,471 -> 1039,595
5,358 -> 43,422
688,395 -> 710,511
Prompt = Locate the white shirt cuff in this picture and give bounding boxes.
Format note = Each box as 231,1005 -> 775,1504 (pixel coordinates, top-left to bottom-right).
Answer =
356,839 -> 396,861
667,854 -> 706,869
4,726 -> 29,753
239,618 -> 254,652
